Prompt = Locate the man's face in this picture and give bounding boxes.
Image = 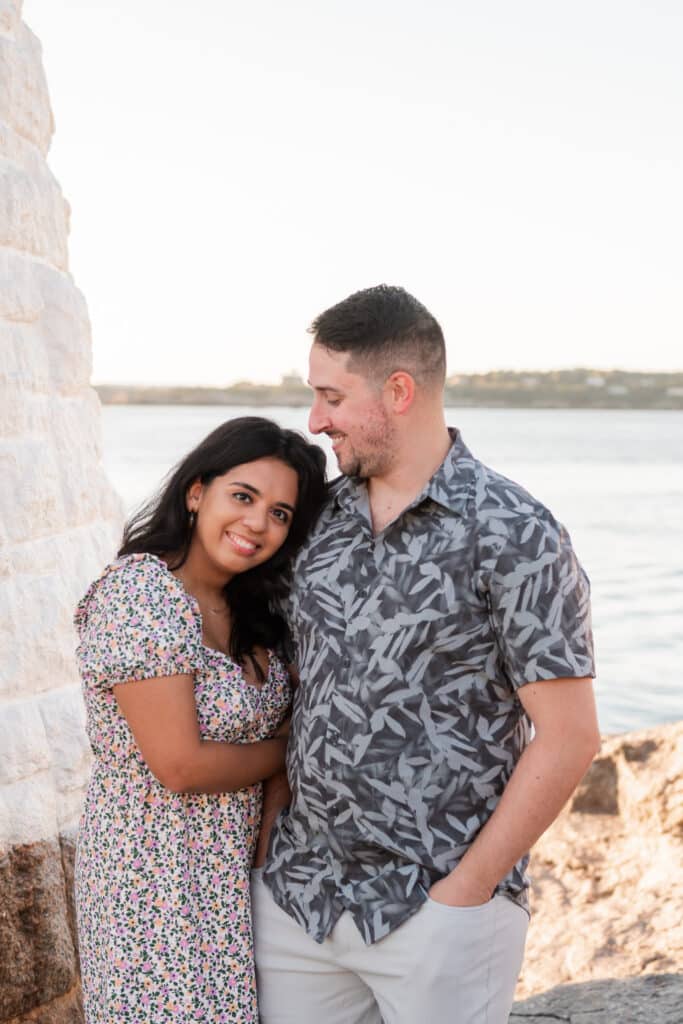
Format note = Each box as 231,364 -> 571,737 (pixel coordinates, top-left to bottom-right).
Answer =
307,343 -> 396,478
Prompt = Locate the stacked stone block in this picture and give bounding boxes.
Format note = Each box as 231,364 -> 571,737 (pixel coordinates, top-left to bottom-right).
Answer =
0,3 -> 122,1020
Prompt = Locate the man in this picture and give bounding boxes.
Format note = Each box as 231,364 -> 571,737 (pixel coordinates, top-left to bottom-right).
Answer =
252,284 -> 599,1023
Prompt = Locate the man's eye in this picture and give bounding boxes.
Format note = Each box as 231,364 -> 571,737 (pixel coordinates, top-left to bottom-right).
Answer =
327,397 -> 341,407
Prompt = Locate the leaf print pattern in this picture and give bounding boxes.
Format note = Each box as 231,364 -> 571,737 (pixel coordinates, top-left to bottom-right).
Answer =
74,554 -> 291,1022
264,431 -> 595,944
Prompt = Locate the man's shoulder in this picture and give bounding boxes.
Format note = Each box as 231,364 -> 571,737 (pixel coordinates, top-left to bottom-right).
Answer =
441,431 -> 553,530
470,455 -> 553,524
459,453 -> 570,561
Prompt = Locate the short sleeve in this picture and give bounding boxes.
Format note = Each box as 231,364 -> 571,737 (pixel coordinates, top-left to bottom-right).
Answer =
486,511 -> 596,689
74,554 -> 203,686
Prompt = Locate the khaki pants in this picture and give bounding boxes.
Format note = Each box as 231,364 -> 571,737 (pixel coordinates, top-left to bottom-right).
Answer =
252,871 -> 528,1024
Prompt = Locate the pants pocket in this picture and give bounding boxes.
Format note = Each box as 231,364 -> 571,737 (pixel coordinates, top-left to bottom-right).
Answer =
393,895 -> 528,1024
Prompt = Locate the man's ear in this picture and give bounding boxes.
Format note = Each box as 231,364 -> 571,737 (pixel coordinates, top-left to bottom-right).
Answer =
385,371 -> 416,415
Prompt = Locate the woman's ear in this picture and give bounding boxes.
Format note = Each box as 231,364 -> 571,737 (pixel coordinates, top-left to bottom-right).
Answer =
186,479 -> 203,511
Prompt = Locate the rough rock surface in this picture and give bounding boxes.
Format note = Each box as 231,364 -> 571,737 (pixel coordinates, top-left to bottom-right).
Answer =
0,841 -> 77,1021
4,987 -> 83,1024
514,720 -> 683,1008
511,973 -> 683,1023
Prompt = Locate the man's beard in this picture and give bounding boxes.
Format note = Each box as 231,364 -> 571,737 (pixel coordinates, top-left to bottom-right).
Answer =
336,417 -> 396,479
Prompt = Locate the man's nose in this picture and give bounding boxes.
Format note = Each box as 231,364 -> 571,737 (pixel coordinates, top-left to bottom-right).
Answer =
308,398 -> 330,435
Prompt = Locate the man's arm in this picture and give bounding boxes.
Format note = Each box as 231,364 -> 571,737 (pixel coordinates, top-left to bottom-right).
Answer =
429,676 -> 600,906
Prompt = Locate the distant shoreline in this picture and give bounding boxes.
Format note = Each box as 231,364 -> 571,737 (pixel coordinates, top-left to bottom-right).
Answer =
96,368 -> 683,411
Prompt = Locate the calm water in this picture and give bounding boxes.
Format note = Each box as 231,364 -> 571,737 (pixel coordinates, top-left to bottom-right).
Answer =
101,405 -> 683,736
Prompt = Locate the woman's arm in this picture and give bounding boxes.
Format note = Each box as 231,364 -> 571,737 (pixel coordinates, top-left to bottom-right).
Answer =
252,664 -> 298,864
253,770 -> 291,866
114,673 -> 287,794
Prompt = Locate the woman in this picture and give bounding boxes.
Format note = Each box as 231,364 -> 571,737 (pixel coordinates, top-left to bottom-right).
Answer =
74,416 -> 326,1024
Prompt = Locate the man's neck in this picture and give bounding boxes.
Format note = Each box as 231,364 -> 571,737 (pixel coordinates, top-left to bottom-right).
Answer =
367,421 -> 452,534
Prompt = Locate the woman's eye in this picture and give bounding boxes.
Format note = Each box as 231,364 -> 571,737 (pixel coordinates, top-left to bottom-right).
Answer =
271,508 -> 290,523
232,491 -> 252,503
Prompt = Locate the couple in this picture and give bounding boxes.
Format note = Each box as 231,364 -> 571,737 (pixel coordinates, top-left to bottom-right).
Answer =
74,284 -> 599,1023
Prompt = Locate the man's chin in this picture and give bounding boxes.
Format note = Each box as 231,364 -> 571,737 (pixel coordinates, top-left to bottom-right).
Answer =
337,455 -> 361,477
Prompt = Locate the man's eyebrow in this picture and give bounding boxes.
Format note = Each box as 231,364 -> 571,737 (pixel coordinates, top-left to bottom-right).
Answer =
306,380 -> 344,393
230,481 -> 295,513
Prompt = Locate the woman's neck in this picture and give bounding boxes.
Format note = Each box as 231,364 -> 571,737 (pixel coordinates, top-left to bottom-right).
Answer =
172,557 -> 230,611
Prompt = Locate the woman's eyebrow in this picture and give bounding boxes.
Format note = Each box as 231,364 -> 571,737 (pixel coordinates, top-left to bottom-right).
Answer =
230,481 -> 295,513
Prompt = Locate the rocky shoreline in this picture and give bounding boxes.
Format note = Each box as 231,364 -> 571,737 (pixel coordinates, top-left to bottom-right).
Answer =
512,719 -> 683,1020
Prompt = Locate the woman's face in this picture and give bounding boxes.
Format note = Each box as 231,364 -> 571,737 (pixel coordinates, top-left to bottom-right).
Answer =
186,457 -> 298,582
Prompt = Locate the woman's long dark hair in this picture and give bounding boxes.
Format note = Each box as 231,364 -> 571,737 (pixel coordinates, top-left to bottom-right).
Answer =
119,416 -> 327,678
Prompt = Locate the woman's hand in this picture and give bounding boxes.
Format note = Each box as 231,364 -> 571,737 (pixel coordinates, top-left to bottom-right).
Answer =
286,663 -> 300,689
273,715 -> 291,738
253,770 -> 291,867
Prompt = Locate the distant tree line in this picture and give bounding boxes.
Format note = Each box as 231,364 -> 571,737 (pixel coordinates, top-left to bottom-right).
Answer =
96,369 -> 683,410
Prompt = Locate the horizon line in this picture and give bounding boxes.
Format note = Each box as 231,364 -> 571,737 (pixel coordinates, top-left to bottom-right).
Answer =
93,367 -> 683,389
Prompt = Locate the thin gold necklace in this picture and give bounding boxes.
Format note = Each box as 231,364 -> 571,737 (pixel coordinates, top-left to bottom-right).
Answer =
205,604 -> 229,616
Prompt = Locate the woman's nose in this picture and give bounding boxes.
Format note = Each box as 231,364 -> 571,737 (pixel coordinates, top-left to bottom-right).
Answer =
242,504 -> 268,533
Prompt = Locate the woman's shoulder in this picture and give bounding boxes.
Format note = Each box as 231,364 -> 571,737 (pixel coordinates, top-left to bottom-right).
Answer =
107,552 -> 176,589
74,553 -> 195,635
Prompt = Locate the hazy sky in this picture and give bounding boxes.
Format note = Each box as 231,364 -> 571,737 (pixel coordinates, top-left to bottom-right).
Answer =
24,0 -> 683,385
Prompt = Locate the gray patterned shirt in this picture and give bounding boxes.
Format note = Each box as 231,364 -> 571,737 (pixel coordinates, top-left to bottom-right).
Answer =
264,430 -> 595,944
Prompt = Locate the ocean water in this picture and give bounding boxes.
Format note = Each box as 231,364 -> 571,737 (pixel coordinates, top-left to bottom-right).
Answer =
101,405 -> 683,736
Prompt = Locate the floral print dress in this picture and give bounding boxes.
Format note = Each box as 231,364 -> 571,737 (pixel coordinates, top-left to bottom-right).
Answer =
74,553 -> 291,1023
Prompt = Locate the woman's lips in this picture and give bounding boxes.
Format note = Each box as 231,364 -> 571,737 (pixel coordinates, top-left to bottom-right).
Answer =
225,531 -> 259,555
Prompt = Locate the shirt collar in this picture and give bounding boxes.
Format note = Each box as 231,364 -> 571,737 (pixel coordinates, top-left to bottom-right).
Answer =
332,428 -> 476,520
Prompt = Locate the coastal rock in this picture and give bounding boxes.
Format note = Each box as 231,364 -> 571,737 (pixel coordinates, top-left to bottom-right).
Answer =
0,840 -> 77,1021
58,832 -> 78,962
511,973 -> 683,1023
4,987 -> 83,1024
515,720 -> 683,1002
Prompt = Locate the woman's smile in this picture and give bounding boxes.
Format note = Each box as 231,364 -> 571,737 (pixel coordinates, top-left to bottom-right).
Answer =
224,530 -> 260,556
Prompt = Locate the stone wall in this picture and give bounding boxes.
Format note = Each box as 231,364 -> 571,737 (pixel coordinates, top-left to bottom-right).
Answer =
0,3 -> 122,1021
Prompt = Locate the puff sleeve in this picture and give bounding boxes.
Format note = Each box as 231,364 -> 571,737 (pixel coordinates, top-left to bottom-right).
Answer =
74,554 -> 203,686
